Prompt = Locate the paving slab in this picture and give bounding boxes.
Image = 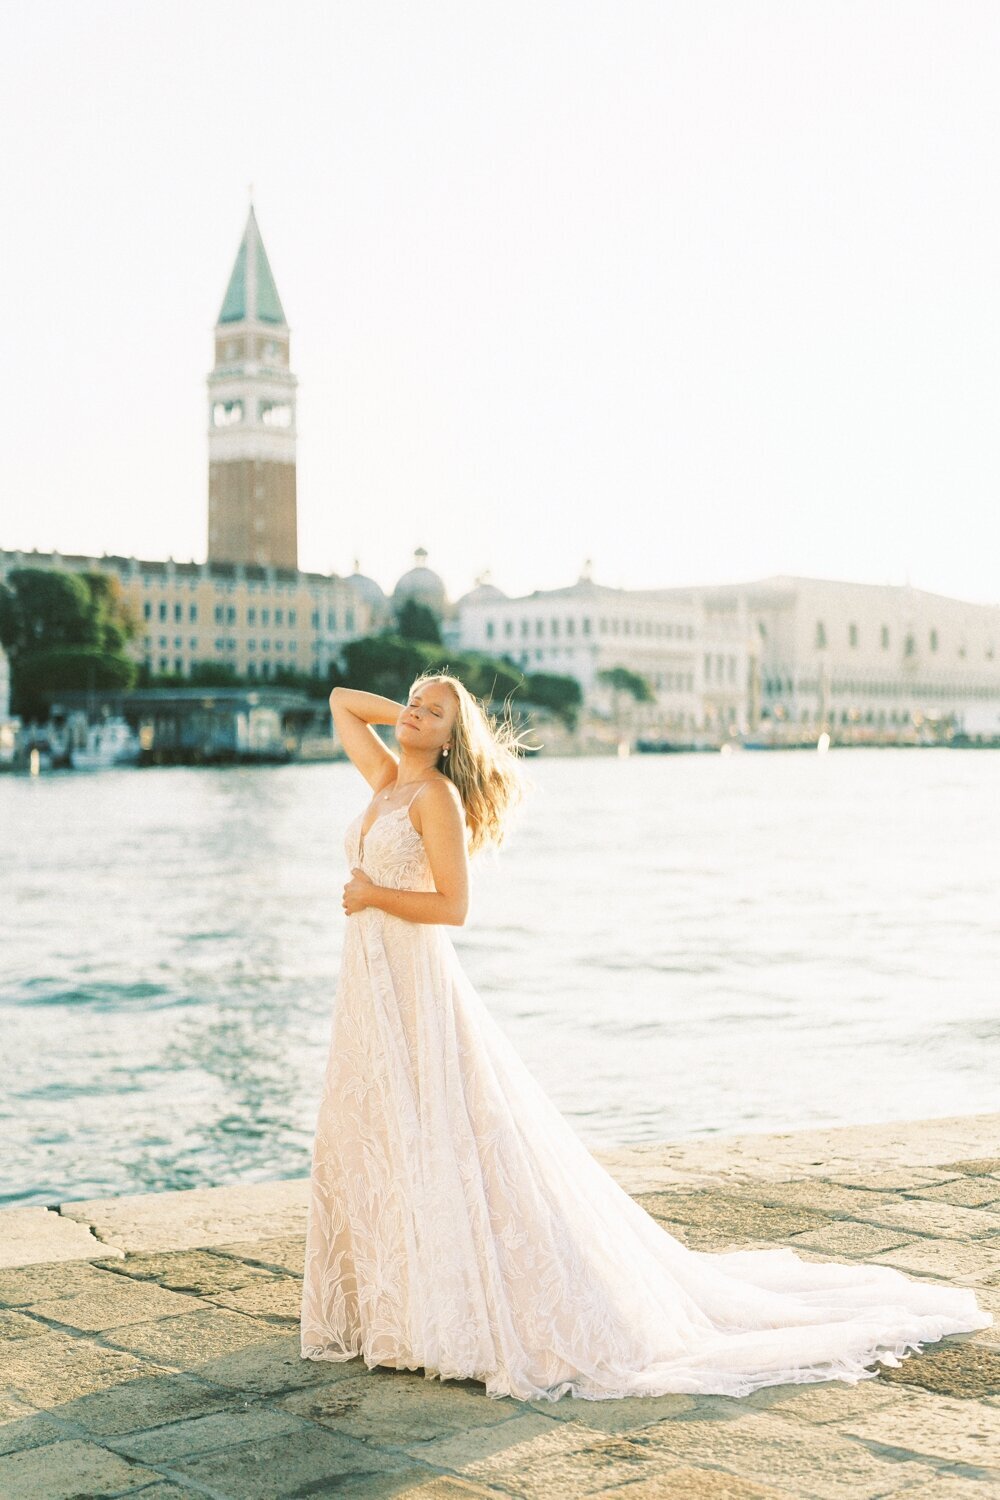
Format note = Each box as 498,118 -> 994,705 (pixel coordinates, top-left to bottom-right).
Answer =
404,1416 -> 689,1499
205,1277 -> 304,1322
166,1424 -> 430,1497
25,1278 -> 205,1332
46,1370 -> 240,1440
838,1386 -> 1000,1468
58,1178 -> 308,1254
0,1207 -> 115,1270
624,1412 -> 941,1498
90,1246 -> 287,1294
883,1477 -> 1000,1500
103,1404 -> 311,1465
0,1437 -> 159,1498
596,1469 -> 798,1499
0,1328 -> 179,1406
871,1239 -> 1000,1283
905,1177 -> 1000,1209
95,1306 -> 289,1366
278,1367 -> 523,1445
0,1258 -> 125,1306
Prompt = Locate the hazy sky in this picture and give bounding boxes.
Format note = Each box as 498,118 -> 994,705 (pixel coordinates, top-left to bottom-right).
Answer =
4,1 -> 999,604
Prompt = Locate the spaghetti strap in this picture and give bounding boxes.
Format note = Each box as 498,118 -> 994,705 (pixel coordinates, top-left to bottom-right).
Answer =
405,779 -> 431,810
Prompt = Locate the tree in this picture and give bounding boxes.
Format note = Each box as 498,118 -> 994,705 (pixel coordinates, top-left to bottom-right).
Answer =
394,597 -> 443,645
269,664 -> 329,698
339,633 -> 436,702
81,572 -> 141,654
521,671 -> 583,729
335,636 -> 535,721
187,661 -> 241,686
597,664 -> 654,739
17,646 -> 136,700
0,568 -> 93,659
0,567 -> 139,721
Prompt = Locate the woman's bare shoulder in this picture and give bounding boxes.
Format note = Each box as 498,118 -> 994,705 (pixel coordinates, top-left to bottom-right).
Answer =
413,776 -> 464,826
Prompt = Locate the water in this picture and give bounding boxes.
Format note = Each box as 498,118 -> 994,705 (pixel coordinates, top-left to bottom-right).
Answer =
2,749 -> 998,1209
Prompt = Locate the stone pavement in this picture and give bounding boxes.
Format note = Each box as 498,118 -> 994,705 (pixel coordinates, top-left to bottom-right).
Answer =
1,1111 -> 998,1499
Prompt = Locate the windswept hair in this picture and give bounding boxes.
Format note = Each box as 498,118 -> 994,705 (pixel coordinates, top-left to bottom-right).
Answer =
408,668 -> 539,857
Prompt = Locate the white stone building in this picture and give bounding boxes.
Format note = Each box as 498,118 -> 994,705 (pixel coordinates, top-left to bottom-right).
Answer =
455,569 -> 1000,745
730,574 -> 1000,742
453,565 -> 704,736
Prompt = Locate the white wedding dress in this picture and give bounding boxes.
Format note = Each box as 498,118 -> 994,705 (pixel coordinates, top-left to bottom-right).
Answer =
300,784 -> 993,1402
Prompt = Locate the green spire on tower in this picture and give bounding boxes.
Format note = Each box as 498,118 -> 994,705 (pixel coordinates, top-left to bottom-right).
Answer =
218,204 -> 287,326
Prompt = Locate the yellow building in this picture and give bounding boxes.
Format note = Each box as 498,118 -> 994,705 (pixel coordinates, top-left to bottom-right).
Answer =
0,548 -> 386,683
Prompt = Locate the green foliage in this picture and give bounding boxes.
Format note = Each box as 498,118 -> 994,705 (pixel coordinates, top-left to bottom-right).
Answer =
0,568 -> 94,657
332,633 -> 581,732
186,661 -> 241,686
336,634 -> 535,710
340,633 -> 436,701
17,646 -> 136,698
268,665 -> 330,699
597,664 -> 655,702
0,567 -> 139,721
521,671 -> 583,728
80,571 -> 141,653
394,596 -> 443,644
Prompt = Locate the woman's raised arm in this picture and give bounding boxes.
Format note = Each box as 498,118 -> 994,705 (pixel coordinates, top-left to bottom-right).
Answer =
329,686 -> 402,791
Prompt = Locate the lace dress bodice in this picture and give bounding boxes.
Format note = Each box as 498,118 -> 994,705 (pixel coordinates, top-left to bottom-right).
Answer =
346,799 -> 437,894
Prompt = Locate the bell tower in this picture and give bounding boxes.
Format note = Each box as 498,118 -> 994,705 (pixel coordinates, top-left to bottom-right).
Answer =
207,204 -> 299,568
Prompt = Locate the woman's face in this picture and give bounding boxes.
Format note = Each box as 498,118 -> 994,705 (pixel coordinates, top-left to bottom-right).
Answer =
397,682 -> 458,756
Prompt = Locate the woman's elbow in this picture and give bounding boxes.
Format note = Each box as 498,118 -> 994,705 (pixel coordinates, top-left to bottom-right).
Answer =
447,899 -> 468,927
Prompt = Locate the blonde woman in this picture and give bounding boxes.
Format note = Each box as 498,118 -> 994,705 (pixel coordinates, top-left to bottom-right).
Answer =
300,671 -> 992,1402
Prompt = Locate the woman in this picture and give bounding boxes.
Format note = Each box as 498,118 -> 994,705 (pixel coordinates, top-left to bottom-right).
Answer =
300,671 -> 992,1402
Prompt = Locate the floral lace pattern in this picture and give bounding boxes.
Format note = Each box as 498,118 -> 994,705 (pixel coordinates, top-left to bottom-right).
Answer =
300,799 -> 993,1401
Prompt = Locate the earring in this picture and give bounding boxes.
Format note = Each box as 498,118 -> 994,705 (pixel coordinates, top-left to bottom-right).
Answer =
443,746 -> 450,757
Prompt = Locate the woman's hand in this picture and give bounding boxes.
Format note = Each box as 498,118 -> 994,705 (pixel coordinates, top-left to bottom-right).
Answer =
343,866 -> 378,916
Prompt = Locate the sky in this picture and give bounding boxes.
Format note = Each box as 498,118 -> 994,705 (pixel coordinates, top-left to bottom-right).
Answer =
3,0 -> 1000,605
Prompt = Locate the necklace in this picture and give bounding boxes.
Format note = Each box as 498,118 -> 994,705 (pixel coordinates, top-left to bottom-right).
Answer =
376,774 -> 436,806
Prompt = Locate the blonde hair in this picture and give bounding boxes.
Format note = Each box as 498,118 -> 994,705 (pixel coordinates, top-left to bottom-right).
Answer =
408,668 -> 539,857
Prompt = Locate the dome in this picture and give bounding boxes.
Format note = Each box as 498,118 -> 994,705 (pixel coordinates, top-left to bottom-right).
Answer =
456,570 -> 508,607
345,558 -> 387,607
392,547 -> 448,609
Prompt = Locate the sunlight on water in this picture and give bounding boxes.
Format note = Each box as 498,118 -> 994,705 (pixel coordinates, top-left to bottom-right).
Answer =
2,748 -> 998,1207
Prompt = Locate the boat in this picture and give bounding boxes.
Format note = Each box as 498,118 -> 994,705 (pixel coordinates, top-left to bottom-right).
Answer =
71,717 -> 142,770
635,737 -> 685,753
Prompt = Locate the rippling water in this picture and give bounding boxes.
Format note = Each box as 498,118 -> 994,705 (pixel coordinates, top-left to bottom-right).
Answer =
2,748 -> 998,1209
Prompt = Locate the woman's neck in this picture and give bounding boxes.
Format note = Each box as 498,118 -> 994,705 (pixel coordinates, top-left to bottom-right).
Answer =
395,753 -> 439,786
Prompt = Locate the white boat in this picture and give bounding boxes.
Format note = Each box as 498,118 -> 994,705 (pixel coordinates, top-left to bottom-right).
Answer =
71,717 -> 141,770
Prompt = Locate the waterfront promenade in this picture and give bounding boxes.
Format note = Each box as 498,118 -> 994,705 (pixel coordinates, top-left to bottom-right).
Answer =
1,1111 -> 998,1498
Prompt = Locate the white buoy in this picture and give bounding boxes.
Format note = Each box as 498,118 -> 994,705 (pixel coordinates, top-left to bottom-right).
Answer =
817,732 -> 830,753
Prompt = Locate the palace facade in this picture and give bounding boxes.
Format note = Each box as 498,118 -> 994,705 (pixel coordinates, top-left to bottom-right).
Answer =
453,569 -> 1000,743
